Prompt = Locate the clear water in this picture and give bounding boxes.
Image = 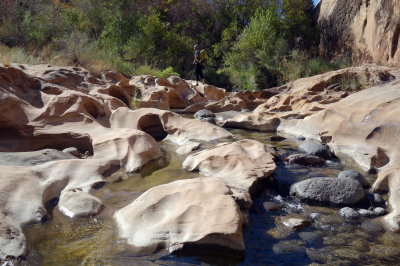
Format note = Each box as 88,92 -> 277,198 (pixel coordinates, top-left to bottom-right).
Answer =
23,128 -> 400,265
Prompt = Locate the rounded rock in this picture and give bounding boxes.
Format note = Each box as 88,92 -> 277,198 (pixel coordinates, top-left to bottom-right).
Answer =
358,209 -> 376,217
290,177 -> 365,205
299,141 -> 333,159
339,207 -> 360,220
338,170 -> 369,187
374,207 -> 387,216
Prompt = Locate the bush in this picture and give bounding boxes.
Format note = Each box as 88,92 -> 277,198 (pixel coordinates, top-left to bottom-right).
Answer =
202,67 -> 232,89
134,65 -> 180,78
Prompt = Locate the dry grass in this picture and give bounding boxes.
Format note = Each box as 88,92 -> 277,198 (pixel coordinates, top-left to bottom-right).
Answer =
0,45 -> 42,66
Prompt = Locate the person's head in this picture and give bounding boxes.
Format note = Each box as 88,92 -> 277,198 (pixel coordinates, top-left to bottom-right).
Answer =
193,44 -> 199,51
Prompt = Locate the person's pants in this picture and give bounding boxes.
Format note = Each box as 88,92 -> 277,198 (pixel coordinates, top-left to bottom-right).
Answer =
195,63 -> 204,82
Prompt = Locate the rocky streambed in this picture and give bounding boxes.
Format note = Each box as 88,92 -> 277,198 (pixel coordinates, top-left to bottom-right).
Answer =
18,129 -> 398,265
1,63 -> 400,265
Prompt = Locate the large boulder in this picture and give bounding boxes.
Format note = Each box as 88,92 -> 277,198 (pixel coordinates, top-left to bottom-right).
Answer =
290,177 -> 365,205
182,139 -> 276,208
317,0 -> 400,66
114,177 -> 245,255
0,149 -> 76,166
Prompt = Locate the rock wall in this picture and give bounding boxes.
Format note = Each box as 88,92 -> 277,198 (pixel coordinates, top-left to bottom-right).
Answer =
317,0 -> 400,66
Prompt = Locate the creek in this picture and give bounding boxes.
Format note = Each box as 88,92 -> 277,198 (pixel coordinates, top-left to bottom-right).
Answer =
24,127 -> 400,265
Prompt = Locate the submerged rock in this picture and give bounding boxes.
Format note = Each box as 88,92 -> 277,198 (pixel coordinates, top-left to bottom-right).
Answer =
290,177 -> 365,205
281,215 -> 312,231
263,202 -> 282,212
267,136 -> 286,142
59,190 -> 104,218
273,240 -> 305,255
114,177 -> 245,255
284,154 -> 326,166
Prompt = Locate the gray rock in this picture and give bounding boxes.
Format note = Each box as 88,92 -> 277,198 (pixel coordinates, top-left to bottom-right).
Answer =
338,170 -> 369,187
285,154 -> 326,166
368,193 -> 385,204
62,147 -> 80,157
339,207 -> 360,220
374,207 -> 387,216
194,109 -> 216,124
0,149 -> 76,166
361,221 -> 385,234
299,141 -> 333,159
263,202 -> 282,212
272,240 -> 305,255
290,177 -> 365,205
299,232 -> 323,246
358,209 -> 377,217
194,109 -> 215,118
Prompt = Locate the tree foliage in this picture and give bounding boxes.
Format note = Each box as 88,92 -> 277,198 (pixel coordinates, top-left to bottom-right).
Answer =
0,0 -> 340,89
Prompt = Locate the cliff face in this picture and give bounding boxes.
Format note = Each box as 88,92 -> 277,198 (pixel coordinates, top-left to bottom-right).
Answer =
317,0 -> 400,66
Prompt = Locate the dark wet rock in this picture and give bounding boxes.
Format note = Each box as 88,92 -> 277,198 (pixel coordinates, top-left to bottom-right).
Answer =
299,232 -> 323,247
290,177 -> 365,205
361,221 -> 385,235
299,141 -> 332,159
297,135 -> 306,141
0,149 -> 76,166
272,240 -> 305,255
62,147 -> 79,157
267,136 -> 286,142
284,154 -> 326,166
263,202 -> 282,212
374,207 -> 387,216
338,170 -> 369,187
339,207 -> 360,220
194,109 -> 216,124
358,209 -> 377,217
281,215 -> 312,231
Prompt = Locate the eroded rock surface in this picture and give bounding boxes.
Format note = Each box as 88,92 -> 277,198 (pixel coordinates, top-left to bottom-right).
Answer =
183,140 -> 276,208
114,177 -> 245,255
317,0 -> 400,66
222,66 -> 395,131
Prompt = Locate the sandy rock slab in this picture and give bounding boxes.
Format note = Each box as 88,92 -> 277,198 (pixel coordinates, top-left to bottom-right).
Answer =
110,107 -> 233,145
114,177 -> 244,256
182,139 -> 276,208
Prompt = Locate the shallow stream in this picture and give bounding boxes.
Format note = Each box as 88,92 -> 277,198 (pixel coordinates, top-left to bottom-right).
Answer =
24,128 -> 400,265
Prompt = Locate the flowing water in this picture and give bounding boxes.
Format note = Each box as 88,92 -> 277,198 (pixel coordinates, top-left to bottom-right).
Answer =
23,128 -> 400,265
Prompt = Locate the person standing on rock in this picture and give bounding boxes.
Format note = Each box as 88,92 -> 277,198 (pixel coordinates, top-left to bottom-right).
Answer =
193,44 -> 205,86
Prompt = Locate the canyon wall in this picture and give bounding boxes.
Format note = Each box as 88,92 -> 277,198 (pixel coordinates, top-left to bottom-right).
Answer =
317,0 -> 400,66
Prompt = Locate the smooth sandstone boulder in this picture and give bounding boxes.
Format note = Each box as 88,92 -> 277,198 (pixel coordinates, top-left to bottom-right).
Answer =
222,66 -> 395,132
182,140 -> 276,208
290,177 -> 365,206
114,177 -> 245,255
110,107 -> 233,145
